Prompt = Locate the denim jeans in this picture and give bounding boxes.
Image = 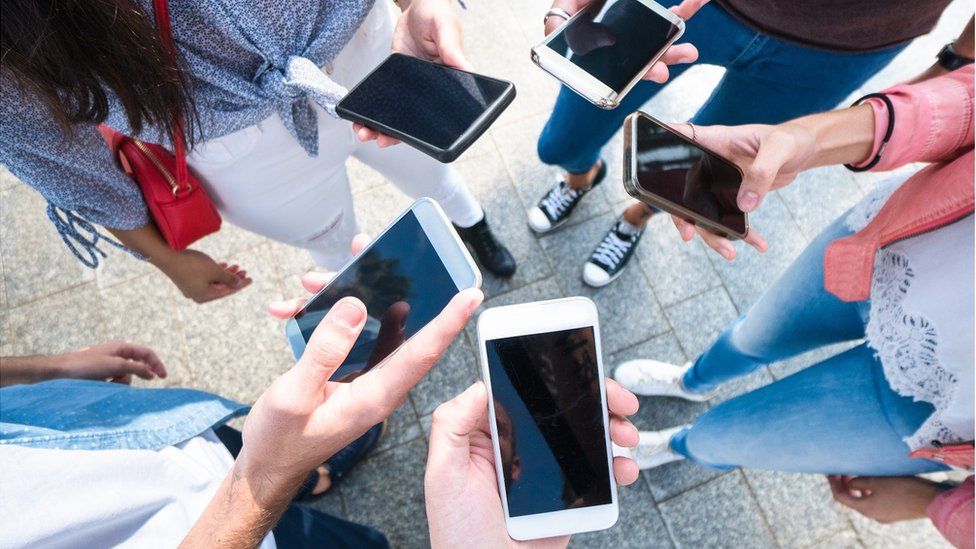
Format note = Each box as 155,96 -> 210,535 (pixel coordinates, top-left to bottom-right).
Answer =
536,0 -> 908,174
670,215 -> 947,476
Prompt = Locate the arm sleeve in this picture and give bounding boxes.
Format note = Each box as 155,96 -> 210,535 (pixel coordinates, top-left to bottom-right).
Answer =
927,477 -> 974,549
854,65 -> 974,171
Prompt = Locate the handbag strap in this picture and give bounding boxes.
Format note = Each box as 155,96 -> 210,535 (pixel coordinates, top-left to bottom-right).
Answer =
151,0 -> 190,190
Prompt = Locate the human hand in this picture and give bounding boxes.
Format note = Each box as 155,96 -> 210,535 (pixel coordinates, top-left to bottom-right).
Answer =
544,0 -> 707,83
667,121 -> 816,259
158,248 -> 251,303
424,378 -> 641,548
55,340 -> 167,384
827,475 -> 939,524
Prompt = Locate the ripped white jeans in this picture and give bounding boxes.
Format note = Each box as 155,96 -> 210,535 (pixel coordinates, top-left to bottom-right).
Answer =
186,0 -> 482,268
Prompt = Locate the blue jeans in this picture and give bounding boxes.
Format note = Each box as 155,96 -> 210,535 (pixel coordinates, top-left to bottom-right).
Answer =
670,216 -> 946,476
536,0 -> 908,173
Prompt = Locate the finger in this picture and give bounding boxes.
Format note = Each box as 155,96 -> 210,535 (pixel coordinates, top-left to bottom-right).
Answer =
375,134 -> 402,148
669,0 -> 709,20
670,215 -> 696,242
225,264 -> 241,274
104,356 -> 157,381
213,264 -> 244,288
696,226 -> 737,260
544,0 -> 581,35
642,61 -> 670,83
606,378 -> 639,416
609,415 -> 639,448
738,131 -> 794,212
428,382 -> 490,467
434,17 -> 470,71
268,297 -> 309,318
613,456 -> 640,486
743,227 -> 768,253
301,272 -> 334,294
657,43 -> 699,66
356,126 -> 379,142
351,233 -> 372,255
114,343 -> 167,378
847,477 -> 877,498
297,297 -> 368,389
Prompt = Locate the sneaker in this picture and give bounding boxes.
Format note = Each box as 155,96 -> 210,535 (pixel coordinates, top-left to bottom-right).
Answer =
613,360 -> 716,402
296,420 -> 386,500
629,426 -> 689,470
456,216 -> 516,278
527,160 -> 607,233
582,219 -> 644,287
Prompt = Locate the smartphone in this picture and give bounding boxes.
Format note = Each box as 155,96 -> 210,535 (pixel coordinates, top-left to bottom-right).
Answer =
477,297 -> 617,540
336,53 -> 516,163
623,111 -> 749,239
285,198 -> 481,379
531,0 -> 684,109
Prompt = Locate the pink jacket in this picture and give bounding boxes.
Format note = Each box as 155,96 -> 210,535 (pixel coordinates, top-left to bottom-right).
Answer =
823,65 -> 974,548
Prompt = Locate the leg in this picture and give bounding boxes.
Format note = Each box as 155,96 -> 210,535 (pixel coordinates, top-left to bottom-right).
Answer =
672,344 -> 947,476
272,503 -> 389,549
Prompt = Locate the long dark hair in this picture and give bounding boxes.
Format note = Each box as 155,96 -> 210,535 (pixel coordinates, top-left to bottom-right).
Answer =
0,0 -> 197,142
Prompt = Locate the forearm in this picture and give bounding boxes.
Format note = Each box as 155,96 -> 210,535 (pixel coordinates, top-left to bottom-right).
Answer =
0,355 -> 63,387
107,224 -> 178,268
953,17 -> 974,59
785,103 -> 876,169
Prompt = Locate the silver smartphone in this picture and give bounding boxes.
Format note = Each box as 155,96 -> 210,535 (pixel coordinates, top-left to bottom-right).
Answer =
531,0 -> 684,109
284,198 -> 481,380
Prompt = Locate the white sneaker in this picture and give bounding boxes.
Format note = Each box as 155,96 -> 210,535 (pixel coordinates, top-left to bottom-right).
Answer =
627,426 -> 689,470
613,360 -> 715,402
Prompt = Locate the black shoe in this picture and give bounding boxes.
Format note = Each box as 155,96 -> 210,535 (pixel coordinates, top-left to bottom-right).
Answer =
582,218 -> 644,287
527,159 -> 607,233
295,420 -> 386,501
456,216 -> 517,278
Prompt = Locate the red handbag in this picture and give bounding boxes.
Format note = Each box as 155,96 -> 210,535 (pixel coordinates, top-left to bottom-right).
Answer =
98,0 -> 220,250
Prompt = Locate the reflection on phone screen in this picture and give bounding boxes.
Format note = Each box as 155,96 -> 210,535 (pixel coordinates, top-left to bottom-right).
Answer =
635,116 -> 746,234
293,211 -> 458,381
544,0 -> 680,93
339,54 -> 511,150
486,327 -> 611,517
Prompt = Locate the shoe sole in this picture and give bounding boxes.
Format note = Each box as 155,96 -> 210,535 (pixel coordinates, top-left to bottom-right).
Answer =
582,265 -> 626,288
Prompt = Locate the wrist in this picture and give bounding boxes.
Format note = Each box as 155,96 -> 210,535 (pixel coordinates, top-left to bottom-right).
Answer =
233,452 -> 307,511
804,103 -> 876,168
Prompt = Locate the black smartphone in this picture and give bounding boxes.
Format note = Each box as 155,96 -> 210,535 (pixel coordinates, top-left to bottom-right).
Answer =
336,53 -> 516,163
285,199 -> 481,381
623,111 -> 748,238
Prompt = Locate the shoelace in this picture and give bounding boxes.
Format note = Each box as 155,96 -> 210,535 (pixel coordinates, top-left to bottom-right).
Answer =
540,183 -> 581,220
592,229 -> 634,269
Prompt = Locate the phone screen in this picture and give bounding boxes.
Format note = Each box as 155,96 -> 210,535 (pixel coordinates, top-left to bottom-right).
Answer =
543,0 -> 680,94
635,116 -> 747,234
486,327 -> 611,517
338,54 -> 511,151
293,210 -> 459,381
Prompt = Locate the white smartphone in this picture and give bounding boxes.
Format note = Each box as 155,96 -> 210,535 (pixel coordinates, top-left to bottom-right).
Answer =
477,297 -> 617,540
285,198 -> 481,380
531,0 -> 684,109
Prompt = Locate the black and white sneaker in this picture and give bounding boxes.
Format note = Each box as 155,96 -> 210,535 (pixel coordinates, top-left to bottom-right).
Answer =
527,160 -> 607,233
582,218 -> 644,287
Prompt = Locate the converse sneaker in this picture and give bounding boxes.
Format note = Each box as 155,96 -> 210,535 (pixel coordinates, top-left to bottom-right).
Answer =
527,160 -> 607,233
629,426 -> 689,470
613,360 -> 716,402
582,218 -> 644,287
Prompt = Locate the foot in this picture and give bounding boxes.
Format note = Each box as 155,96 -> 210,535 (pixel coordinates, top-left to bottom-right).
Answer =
298,420 -> 386,500
613,360 -> 716,402
527,160 -> 607,233
582,217 -> 644,287
630,426 -> 689,470
456,216 -> 516,278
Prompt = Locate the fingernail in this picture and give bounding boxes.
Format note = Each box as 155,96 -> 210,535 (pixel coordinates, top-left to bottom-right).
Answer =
465,288 -> 484,315
739,192 -> 759,212
332,299 -> 365,329
464,381 -> 486,401
677,56 -> 693,64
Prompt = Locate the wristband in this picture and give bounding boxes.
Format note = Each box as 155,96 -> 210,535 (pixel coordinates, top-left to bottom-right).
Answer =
844,92 -> 894,172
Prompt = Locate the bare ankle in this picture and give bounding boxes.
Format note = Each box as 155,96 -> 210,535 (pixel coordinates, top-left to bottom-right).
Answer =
621,202 -> 655,227
565,161 -> 602,190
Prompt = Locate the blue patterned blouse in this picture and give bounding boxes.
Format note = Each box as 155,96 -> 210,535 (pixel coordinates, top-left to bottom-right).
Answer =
0,0 -> 375,267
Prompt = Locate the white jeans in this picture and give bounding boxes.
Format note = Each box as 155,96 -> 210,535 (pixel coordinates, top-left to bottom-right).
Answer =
186,1 -> 483,268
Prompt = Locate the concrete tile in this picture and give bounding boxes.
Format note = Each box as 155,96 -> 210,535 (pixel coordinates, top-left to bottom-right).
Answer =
306,491 -> 348,522
0,165 -> 21,191
98,271 -> 193,387
538,213 -> 669,354
664,287 -> 739,358
410,333 -> 479,416
8,283 -> 106,356
744,470 -> 851,549
808,528 -> 864,548
570,479 -> 673,549
777,166 -> 864,241
636,214 -> 722,307
847,511 -> 952,549
347,157 -> 386,196
465,277 -> 564,346
340,438 -> 430,549
0,185 -> 94,306
352,183 -> 415,237
659,472 -> 777,549
191,222 -> 266,264
93,246 -> 154,288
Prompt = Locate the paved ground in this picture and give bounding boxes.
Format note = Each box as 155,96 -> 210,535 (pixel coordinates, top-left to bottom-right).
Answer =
0,1 -> 970,547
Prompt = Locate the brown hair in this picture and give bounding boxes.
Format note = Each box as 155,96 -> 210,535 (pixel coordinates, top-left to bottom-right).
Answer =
1,0 -> 197,142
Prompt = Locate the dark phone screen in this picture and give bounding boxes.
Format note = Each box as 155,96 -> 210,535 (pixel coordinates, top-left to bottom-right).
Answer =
486,327 -> 612,517
635,116 -> 746,234
339,54 -> 511,150
294,211 -> 459,381
544,0 -> 680,93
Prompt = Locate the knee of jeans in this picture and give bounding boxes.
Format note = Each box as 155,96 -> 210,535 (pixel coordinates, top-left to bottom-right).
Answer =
683,407 -> 754,470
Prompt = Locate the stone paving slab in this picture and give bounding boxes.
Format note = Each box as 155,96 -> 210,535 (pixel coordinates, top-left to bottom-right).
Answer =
1,1 -> 970,547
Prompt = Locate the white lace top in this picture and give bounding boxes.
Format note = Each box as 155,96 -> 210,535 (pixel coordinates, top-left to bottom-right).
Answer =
845,175 -> 975,450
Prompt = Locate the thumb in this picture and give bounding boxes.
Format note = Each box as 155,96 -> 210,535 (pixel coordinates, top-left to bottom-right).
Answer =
297,297 -> 367,389
210,263 -> 243,288
428,382 -> 489,465
435,19 -> 470,70
738,131 -> 793,213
